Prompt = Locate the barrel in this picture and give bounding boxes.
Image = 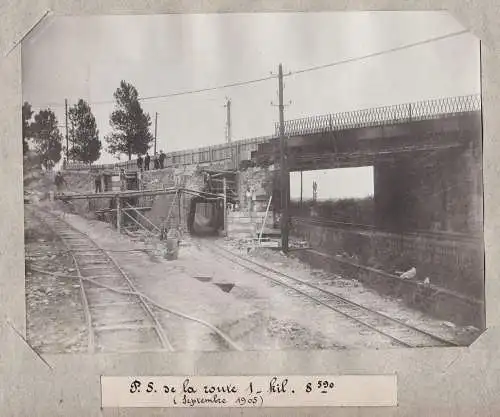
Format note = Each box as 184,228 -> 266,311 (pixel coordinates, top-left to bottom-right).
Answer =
164,238 -> 179,260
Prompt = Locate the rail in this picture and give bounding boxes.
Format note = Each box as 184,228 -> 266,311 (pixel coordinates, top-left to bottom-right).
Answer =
275,94 -> 481,136
31,208 -> 242,352
205,241 -> 459,348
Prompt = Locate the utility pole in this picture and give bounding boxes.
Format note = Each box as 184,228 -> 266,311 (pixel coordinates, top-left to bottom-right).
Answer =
154,112 -> 158,155
225,98 -> 232,143
300,170 -> 303,207
278,63 -> 289,253
65,99 -> 69,161
223,177 -> 227,235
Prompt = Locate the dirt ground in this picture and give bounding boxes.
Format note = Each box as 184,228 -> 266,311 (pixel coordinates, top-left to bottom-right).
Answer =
221,238 -> 481,346
22,167 -> 481,353
25,202 -> 480,354
24,208 -> 89,353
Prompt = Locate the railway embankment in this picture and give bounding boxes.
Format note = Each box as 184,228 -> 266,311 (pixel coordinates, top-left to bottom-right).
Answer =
290,220 -> 484,328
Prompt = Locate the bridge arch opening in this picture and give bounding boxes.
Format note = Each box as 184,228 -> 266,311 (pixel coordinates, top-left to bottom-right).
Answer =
290,166 -> 374,200
187,197 -> 224,236
290,166 -> 374,225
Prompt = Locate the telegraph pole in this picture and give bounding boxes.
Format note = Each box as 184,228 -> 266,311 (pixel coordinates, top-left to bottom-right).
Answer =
65,99 -> 69,161
154,112 -> 158,155
223,177 -> 228,235
225,98 -> 232,143
278,63 -> 289,253
300,171 -> 303,207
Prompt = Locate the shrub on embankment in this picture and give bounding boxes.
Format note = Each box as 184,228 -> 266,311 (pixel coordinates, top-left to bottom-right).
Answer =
24,168 -> 97,219
290,197 -> 375,225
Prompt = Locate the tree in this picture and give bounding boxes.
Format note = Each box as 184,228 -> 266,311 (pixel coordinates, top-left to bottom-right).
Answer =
31,109 -> 63,169
22,101 -> 34,154
105,81 -> 153,160
68,99 -> 101,163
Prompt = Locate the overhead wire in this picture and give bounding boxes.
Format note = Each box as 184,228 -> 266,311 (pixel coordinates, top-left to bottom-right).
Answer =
94,75 -> 278,105
288,29 -> 469,76
27,29 -> 470,109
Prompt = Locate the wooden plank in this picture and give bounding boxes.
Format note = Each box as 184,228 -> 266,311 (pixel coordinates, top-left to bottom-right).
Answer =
124,201 -> 161,233
97,207 -> 152,213
55,187 -> 222,201
116,197 -> 121,233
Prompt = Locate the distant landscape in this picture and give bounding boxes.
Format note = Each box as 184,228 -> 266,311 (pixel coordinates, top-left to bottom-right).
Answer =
289,167 -> 374,203
289,197 -> 374,225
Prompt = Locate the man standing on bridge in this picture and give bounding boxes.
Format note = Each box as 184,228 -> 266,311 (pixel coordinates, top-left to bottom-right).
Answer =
144,152 -> 151,171
137,154 -> 143,171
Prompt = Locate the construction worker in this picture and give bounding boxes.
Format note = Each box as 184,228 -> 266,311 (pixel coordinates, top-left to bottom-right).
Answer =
94,173 -> 102,193
144,153 -> 151,171
245,186 -> 252,210
159,150 -> 166,169
251,186 -> 256,212
119,168 -> 126,190
54,172 -> 66,192
205,172 -> 213,192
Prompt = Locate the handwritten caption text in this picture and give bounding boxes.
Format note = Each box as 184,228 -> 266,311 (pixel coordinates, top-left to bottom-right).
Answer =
101,375 -> 397,408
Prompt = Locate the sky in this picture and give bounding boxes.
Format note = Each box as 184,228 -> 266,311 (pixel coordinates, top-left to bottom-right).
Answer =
22,12 -> 479,199
290,167 -> 374,201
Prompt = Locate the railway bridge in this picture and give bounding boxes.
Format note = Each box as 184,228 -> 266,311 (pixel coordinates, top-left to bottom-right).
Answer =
250,94 -> 484,327
64,94 -> 482,237
58,95 -> 484,326
254,94 -> 482,235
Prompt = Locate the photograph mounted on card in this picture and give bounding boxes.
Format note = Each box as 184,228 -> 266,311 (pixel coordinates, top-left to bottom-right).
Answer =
21,11 -> 484,356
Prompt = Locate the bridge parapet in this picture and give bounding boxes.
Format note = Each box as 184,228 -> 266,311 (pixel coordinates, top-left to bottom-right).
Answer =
276,94 -> 481,137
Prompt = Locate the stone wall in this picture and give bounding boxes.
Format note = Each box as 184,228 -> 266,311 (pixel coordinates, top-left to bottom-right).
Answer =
140,165 -> 206,191
227,211 -> 275,239
237,166 -> 276,211
231,166 -> 278,239
292,248 -> 484,328
373,145 -> 482,234
138,166 -> 207,231
291,220 -> 484,300
61,170 -> 112,217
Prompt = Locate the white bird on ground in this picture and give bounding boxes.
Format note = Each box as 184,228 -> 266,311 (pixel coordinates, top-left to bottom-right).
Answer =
400,267 -> 417,279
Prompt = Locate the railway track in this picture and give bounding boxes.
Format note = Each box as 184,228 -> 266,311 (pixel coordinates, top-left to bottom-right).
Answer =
31,208 -> 174,354
29,208 -> 242,353
205,241 -> 459,349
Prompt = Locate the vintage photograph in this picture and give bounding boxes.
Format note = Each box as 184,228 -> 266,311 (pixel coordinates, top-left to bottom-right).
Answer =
22,12 -> 484,354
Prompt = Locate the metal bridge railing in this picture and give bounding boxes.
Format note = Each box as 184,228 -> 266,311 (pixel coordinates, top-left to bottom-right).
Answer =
64,135 -> 275,172
275,94 -> 482,137
64,95 -> 480,172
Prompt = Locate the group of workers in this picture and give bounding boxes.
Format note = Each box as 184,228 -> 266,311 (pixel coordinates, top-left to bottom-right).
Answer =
137,151 -> 166,171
